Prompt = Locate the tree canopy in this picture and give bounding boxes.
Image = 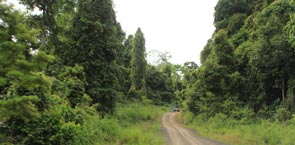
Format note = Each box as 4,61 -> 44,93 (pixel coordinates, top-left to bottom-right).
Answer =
185,0 -> 295,120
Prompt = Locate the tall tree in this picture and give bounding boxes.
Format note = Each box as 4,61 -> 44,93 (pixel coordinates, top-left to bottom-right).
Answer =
68,0 -> 122,114
0,0 -> 54,117
129,28 -> 147,99
0,3 -> 69,143
249,0 -> 295,104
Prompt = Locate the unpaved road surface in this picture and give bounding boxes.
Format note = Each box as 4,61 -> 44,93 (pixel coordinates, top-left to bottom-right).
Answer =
162,112 -> 225,145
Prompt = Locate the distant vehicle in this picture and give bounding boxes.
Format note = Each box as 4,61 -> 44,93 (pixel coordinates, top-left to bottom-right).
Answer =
173,106 -> 180,112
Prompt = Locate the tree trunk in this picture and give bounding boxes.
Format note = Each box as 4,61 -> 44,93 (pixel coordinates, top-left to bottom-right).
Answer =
41,3 -> 46,47
292,88 -> 295,112
282,78 -> 285,102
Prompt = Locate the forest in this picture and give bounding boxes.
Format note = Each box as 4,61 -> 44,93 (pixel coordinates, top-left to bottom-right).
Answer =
0,0 -> 179,144
181,0 -> 295,144
1,0 -> 295,145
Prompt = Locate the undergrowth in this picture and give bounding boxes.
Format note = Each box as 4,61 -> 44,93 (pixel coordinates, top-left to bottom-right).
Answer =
181,112 -> 295,145
73,102 -> 167,145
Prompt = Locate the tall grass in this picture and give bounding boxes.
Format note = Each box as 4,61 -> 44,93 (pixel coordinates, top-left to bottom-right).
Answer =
181,112 -> 295,145
73,102 -> 166,145
113,103 -> 166,145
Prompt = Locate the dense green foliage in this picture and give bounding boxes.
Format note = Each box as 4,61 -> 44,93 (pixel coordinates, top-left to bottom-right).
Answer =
0,0 -> 176,144
180,0 -> 295,144
67,0 -> 123,114
129,28 -> 147,99
5,0 -> 295,144
184,0 -> 295,119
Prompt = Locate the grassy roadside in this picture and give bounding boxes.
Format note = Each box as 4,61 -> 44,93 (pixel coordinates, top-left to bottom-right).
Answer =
74,102 -> 167,145
112,102 -> 167,145
180,112 -> 295,145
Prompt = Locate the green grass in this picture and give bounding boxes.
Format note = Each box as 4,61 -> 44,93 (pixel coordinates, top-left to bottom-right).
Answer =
112,103 -> 167,145
180,112 -> 295,145
73,102 -> 167,145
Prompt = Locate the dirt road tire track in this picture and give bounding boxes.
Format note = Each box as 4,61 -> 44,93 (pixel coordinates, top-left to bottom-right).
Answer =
162,112 -> 226,145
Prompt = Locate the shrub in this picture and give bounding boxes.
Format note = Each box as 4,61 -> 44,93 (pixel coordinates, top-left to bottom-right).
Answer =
275,107 -> 292,122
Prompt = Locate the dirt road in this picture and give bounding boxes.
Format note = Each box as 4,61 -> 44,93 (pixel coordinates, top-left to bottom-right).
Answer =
162,112 -> 225,145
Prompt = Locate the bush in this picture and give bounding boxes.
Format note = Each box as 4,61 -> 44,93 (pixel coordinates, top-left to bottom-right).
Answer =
275,107 -> 292,122
72,102 -> 165,145
181,111 -> 195,124
289,114 -> 295,125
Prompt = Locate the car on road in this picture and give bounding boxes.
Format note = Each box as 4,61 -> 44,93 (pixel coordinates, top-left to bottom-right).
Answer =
173,106 -> 180,112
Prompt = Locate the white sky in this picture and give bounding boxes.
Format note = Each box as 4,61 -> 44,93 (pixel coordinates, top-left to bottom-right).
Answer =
5,0 -> 25,10
6,0 -> 218,65
113,0 -> 218,65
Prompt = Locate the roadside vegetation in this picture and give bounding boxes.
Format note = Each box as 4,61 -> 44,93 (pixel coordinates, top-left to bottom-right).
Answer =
178,0 -> 295,145
75,102 -> 166,145
181,112 -> 295,145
